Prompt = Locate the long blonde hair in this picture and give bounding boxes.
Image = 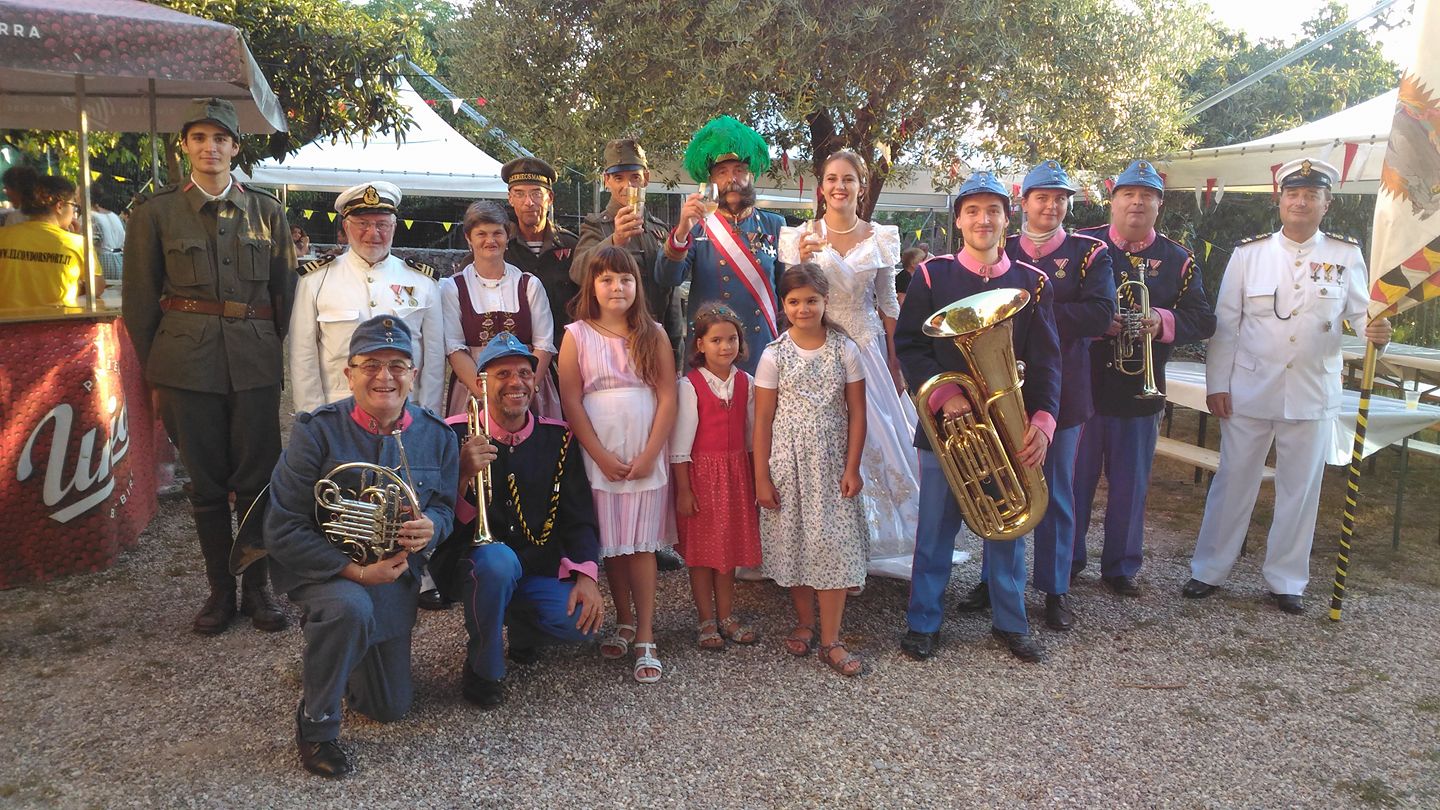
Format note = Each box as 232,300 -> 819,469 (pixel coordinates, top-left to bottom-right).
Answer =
571,245 -> 665,386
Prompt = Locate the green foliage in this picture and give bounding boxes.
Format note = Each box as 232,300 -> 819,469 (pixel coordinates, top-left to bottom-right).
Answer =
1183,2 -> 1399,148
441,0 -> 1215,216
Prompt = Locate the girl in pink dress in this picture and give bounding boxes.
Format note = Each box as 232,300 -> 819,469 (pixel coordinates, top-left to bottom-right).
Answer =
670,303 -> 762,650
558,246 -> 677,684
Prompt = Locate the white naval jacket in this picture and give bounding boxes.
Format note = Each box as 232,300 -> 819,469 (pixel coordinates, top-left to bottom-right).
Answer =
1206,230 -> 1369,421
288,249 -> 446,414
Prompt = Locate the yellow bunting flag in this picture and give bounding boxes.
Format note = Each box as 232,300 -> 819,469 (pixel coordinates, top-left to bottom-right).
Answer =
327,212 -> 337,222
302,209 -> 313,219
442,222 -> 453,232
112,175 -> 127,182
915,229 -> 922,239
90,170 -> 101,181
404,219 -> 414,230
1204,242 -> 1213,261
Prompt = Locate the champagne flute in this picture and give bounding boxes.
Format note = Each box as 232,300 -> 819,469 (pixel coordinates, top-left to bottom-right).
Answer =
698,182 -> 720,216
627,184 -> 646,220
809,216 -> 829,254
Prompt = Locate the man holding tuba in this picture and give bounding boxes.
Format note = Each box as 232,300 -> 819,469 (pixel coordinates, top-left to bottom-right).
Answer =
895,172 -> 1061,663
430,332 -> 605,710
1185,158 -> 1390,614
265,316 -> 458,778
1072,160 -> 1216,597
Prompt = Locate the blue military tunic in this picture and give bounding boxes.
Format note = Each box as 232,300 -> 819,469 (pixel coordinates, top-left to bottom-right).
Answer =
655,209 -> 785,375
1076,226 -> 1216,417
1004,232 -> 1116,428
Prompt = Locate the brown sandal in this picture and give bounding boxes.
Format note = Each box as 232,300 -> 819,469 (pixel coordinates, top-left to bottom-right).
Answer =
718,616 -> 758,645
819,641 -> 864,677
783,625 -> 816,657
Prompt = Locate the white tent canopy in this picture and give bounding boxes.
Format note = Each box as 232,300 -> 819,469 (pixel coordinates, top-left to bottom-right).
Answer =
241,78 -> 507,198
1156,89 -> 1395,194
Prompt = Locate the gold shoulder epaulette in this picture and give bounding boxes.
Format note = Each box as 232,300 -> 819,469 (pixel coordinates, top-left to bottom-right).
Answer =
405,256 -> 438,280
1235,233 -> 1270,248
1324,232 -> 1362,246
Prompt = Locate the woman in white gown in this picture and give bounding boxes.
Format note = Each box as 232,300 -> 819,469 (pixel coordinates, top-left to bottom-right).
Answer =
778,149 -> 926,579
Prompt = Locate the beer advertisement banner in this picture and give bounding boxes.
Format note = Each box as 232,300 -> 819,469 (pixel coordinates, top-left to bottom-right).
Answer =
0,318 -> 157,588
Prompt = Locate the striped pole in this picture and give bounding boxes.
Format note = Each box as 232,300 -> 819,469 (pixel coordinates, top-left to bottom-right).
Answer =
1329,341 -> 1379,622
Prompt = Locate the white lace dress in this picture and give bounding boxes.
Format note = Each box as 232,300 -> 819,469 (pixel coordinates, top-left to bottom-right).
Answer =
780,223 -> 945,579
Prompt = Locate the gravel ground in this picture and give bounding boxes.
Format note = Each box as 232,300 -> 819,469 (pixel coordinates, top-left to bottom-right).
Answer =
3,469 -> 1439,808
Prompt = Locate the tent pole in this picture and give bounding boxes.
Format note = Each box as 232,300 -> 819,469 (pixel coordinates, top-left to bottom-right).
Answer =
148,79 -> 160,188
76,75 -> 98,314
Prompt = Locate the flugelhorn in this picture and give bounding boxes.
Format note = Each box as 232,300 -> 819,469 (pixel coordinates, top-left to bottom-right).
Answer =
1112,278 -> 1165,400
913,288 -> 1049,541
466,372 -> 495,545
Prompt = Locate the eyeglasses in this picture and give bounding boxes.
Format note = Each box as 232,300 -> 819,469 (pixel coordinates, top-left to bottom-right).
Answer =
508,189 -> 548,204
348,220 -> 396,234
348,360 -> 415,376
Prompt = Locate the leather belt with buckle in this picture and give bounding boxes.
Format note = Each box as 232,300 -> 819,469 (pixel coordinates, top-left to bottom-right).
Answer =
160,297 -> 274,320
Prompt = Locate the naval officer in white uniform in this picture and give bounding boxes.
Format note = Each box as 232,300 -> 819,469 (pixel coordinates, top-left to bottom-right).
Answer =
1184,157 -> 1392,614
289,181 -> 446,414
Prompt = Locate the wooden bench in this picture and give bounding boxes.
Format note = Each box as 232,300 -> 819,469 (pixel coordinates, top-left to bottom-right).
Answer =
1153,436 -> 1276,481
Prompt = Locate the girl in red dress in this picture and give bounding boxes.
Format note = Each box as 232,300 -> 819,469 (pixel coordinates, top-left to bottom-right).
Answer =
670,303 -> 763,649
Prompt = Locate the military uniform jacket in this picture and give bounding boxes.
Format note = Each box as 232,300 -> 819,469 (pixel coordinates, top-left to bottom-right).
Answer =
572,204 -> 685,356
121,178 -> 296,393
506,224 -> 579,352
432,416 -> 600,598
1207,230 -> 1368,421
1005,232 -> 1116,428
264,399 -> 458,639
1077,226 -> 1216,418
289,250 -> 445,414
655,208 -> 785,375
894,254 -> 1061,454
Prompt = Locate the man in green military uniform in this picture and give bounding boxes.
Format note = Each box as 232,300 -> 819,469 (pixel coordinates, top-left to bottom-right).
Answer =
571,138 -> 684,363
502,157 -> 579,352
122,97 -> 296,636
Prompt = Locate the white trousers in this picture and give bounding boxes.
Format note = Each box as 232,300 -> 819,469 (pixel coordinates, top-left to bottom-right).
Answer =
1190,413 -> 1330,595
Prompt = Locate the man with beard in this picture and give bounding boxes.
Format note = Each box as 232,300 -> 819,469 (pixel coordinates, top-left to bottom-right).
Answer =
502,158 -> 579,354
1072,160 -> 1216,597
656,116 -> 784,375
122,98 -> 294,636
289,181 -> 445,414
429,332 -> 605,709
572,138 -> 684,362
1185,158 -> 1391,615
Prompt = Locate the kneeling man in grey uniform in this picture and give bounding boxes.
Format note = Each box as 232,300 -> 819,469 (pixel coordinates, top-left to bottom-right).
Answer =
265,315 -> 458,777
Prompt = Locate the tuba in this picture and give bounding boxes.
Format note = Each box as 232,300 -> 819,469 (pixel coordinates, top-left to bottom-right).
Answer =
1112,277 -> 1165,400
466,372 -> 495,545
913,288 -> 1049,541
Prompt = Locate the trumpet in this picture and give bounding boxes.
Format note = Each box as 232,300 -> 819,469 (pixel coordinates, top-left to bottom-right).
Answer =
466,372 -> 495,545
1112,278 -> 1165,400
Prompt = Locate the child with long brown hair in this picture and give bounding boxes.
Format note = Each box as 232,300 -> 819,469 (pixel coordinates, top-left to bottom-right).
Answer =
558,245 -> 677,683
753,263 -> 871,677
670,303 -> 762,650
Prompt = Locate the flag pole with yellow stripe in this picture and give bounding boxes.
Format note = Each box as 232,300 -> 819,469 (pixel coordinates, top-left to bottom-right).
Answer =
1328,342 -> 1378,621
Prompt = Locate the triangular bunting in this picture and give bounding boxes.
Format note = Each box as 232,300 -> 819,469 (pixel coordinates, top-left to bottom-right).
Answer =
450,98 -> 463,114
327,212 -> 337,222
302,209 -> 313,219
442,222 -> 453,232
404,219 -> 414,229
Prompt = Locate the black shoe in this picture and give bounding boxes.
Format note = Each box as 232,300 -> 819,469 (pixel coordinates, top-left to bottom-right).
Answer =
417,588 -> 452,611
461,666 -> 505,709
240,587 -> 288,632
1044,593 -> 1074,631
1269,592 -> 1304,615
991,628 -> 1044,663
507,645 -> 540,666
1102,575 -> 1141,598
900,630 -> 940,661
1182,578 -> 1219,599
956,582 -> 990,612
656,547 -> 685,571
296,736 -> 353,778
192,586 -> 237,636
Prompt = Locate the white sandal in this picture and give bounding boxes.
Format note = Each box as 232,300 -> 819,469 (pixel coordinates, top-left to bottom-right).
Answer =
632,642 -> 662,684
600,624 -> 635,660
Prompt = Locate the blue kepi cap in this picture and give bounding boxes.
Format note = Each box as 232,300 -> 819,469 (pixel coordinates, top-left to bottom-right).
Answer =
1114,159 -> 1164,192
1021,160 -> 1076,196
349,315 -> 414,359
476,331 -> 538,370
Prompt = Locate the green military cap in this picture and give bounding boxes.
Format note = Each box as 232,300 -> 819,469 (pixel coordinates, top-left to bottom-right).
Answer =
502,157 -> 556,190
603,139 -> 648,174
182,97 -> 241,140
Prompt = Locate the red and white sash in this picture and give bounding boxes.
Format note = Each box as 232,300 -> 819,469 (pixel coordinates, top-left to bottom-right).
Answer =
702,213 -> 777,335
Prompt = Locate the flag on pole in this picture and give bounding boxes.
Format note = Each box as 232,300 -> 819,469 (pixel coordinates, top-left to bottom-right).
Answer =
1331,0 -> 1440,622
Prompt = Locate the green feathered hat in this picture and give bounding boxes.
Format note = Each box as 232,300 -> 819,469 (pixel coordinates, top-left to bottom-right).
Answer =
683,116 -> 771,184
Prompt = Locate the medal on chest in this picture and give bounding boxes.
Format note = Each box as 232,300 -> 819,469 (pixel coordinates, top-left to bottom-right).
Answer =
1052,257 -> 1069,279
391,284 -> 418,307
